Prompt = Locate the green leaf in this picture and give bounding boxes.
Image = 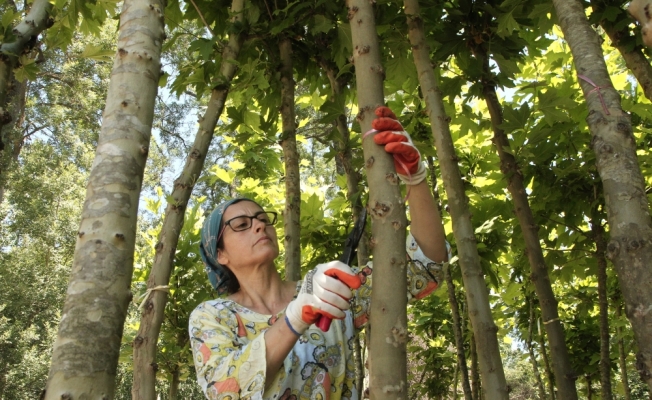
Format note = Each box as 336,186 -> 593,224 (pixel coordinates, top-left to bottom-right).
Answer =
14,58 -> 38,82
496,10 -> 519,38
1,9 -> 16,29
311,15 -> 333,34
79,44 -> 114,61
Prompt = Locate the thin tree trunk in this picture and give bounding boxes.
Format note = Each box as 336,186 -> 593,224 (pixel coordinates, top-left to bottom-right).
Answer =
453,359 -> 459,400
131,0 -> 244,398
539,320 -> 556,400
615,304 -> 632,400
587,375 -> 593,400
42,0 -> 165,397
354,329 -> 363,400
444,263 -> 473,400
0,77 -> 26,205
402,2 -> 508,398
320,59 -> 369,265
347,0 -> 409,398
470,333 -> 480,400
591,0 -> 652,101
528,296 -> 548,400
0,0 -> 52,126
552,0 -> 652,391
168,367 -> 179,400
478,51 -> 578,400
279,36 -> 301,281
0,0 -> 51,204
592,216 -> 614,400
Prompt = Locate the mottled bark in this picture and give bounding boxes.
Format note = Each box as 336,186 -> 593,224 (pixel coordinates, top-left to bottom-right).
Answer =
478,49 -> 578,400
444,263 -> 473,400
279,36 -> 301,281
591,0 -> 652,101
321,59 -> 369,266
591,217 -> 614,400
528,297 -> 548,400
347,0 -> 409,398
553,0 -> 652,390
615,304 -> 632,400
43,0 -> 165,397
402,1 -> 508,398
130,0 -> 244,398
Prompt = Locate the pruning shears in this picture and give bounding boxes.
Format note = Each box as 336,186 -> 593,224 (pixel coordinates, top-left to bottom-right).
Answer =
316,207 -> 368,332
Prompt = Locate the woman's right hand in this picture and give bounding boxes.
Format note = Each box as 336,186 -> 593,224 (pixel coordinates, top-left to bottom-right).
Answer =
284,261 -> 362,335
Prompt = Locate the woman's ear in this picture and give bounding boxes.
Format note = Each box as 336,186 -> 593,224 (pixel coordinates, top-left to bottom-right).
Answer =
217,248 -> 229,266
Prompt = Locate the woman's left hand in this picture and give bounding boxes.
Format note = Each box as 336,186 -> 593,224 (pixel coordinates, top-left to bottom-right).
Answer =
372,106 -> 427,185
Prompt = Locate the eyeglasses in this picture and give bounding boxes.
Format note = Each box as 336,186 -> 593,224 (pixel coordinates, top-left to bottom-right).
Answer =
217,211 -> 278,244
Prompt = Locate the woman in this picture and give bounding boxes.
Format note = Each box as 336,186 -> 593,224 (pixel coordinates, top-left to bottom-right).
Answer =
190,107 -> 451,400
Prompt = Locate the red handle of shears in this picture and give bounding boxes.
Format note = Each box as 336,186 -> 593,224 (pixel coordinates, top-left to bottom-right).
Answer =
316,314 -> 332,331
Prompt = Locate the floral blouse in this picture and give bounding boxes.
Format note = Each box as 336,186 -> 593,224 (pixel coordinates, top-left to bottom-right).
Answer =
189,233 -> 451,400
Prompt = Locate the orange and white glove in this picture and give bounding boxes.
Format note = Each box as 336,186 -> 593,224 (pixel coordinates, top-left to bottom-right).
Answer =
284,261 -> 362,335
371,106 -> 427,185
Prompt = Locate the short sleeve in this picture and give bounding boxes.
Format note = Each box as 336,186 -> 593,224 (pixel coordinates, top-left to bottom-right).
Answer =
350,232 -> 451,329
189,301 -> 267,399
405,233 -> 452,301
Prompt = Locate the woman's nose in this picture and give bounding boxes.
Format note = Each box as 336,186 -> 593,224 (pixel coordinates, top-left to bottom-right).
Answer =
252,218 -> 265,232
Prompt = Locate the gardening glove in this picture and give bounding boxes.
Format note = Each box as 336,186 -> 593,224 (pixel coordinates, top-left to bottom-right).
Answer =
285,261 -> 362,335
371,106 -> 427,185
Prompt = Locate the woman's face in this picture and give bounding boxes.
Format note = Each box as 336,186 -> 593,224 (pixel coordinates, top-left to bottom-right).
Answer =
217,201 -> 279,269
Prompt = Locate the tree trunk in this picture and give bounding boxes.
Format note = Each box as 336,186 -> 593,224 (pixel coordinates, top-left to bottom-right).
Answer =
591,0 -> 652,102
130,0 -> 244,399
402,2 -> 508,398
528,297 -> 548,400
347,0 -> 409,398
0,0 -> 52,126
616,304 -> 632,400
444,263 -> 473,400
552,0 -> 652,391
0,0 -> 52,204
453,358 -> 459,400
43,0 -> 165,397
470,333 -> 480,400
587,375 -> 593,400
168,367 -> 179,400
592,216 -> 614,400
320,59 -> 369,266
0,76 -> 26,205
478,51 -> 578,400
279,36 -> 301,281
538,320 -> 556,400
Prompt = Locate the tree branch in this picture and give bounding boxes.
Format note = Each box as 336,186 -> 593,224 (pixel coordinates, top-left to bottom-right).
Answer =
188,0 -> 215,36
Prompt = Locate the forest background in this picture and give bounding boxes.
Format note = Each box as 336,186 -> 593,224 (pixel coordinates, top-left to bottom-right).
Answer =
1,0 -> 652,399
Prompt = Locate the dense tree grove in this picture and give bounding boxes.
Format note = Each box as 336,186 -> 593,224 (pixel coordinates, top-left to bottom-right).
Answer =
1,0 -> 652,399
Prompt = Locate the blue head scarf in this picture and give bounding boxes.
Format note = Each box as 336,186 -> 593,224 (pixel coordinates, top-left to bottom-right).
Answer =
199,197 -> 260,294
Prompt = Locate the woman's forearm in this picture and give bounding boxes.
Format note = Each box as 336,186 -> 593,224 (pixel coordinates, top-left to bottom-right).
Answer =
263,315 -> 300,389
407,181 -> 448,263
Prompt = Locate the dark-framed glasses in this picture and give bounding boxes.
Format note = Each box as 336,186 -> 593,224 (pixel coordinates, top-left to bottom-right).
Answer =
224,211 -> 278,232
217,211 -> 278,244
